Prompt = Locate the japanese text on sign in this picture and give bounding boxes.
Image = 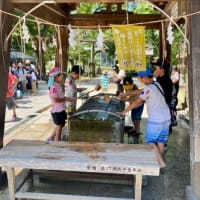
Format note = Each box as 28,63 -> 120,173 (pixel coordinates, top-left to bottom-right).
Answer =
112,25 -> 146,71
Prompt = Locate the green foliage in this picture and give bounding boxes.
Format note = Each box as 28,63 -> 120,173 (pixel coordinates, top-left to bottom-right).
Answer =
133,2 -> 159,14
171,25 -> 185,65
75,3 -> 106,14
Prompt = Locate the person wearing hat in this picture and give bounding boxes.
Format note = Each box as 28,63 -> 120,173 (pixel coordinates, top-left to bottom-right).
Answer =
47,67 -> 76,141
121,66 -> 171,169
122,77 -> 144,139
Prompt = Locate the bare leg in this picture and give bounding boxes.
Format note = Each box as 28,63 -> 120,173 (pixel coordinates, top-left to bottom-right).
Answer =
150,143 -> 166,169
12,107 -> 17,118
133,120 -> 141,134
54,125 -> 64,141
157,143 -> 165,157
49,127 -> 56,140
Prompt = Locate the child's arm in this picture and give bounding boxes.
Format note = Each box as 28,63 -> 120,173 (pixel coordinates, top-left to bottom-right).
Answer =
119,88 -> 143,98
53,96 -> 76,103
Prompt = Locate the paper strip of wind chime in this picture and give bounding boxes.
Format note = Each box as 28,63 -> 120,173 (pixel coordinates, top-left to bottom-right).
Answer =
68,24 -> 76,49
96,27 -> 104,51
112,25 -> 146,71
22,17 -> 30,44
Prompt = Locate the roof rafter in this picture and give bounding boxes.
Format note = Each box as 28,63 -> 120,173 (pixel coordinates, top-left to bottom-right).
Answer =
11,0 -> 172,3
67,13 -> 162,29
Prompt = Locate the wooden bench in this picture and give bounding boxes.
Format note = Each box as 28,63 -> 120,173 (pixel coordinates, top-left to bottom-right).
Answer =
0,139 -> 160,200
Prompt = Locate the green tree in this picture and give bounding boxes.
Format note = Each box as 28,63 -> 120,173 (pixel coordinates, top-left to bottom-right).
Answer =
171,25 -> 185,65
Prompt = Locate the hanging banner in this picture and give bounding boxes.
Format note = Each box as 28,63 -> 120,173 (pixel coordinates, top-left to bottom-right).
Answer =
112,25 -> 146,71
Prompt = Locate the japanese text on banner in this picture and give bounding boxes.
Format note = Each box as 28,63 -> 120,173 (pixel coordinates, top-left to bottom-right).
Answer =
112,25 -> 146,71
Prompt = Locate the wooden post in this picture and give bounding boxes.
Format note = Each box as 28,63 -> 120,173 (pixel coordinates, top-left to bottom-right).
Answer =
55,26 -> 69,73
186,0 -> 200,199
159,23 -> 163,59
0,0 -> 13,147
0,0 -> 13,187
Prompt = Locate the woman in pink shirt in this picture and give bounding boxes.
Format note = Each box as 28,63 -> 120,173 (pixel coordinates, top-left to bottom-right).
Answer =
47,67 -> 76,141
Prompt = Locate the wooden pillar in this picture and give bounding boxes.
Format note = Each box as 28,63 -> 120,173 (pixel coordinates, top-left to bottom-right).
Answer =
186,0 -> 200,199
0,0 -> 13,148
0,0 -> 13,187
55,26 -> 69,73
159,21 -> 171,62
159,23 -> 163,58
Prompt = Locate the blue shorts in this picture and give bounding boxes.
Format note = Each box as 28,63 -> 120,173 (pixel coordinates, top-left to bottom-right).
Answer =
131,104 -> 144,120
146,120 -> 170,144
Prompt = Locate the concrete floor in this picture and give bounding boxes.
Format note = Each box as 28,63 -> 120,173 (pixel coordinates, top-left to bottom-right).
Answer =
0,78 -> 190,200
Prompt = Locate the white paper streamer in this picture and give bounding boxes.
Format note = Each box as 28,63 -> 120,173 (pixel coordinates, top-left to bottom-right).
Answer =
96,27 -> 104,51
68,24 -> 76,49
167,21 -> 174,45
22,18 -> 30,43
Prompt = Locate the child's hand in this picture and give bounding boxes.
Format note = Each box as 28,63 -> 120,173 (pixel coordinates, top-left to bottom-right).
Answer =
65,96 -> 76,102
117,110 -> 128,116
119,93 -> 127,99
70,97 -> 77,102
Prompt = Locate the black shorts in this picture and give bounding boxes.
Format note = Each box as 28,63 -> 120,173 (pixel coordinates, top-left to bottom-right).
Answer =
51,110 -> 67,126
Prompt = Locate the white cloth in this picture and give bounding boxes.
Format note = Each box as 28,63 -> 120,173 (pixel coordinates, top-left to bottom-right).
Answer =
140,83 -> 170,123
171,71 -> 180,83
17,68 -> 27,81
117,69 -> 126,84
65,75 -> 77,108
31,71 -> 37,81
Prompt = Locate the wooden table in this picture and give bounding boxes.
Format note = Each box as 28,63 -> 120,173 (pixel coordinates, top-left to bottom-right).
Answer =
0,140 -> 160,200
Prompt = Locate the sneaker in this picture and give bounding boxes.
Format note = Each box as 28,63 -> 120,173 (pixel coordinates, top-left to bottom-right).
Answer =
46,137 -> 54,142
12,116 -> 20,121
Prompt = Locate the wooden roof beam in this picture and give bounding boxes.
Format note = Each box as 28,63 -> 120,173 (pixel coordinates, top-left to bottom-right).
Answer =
11,0 -> 172,3
67,13 -> 161,29
14,3 -> 66,24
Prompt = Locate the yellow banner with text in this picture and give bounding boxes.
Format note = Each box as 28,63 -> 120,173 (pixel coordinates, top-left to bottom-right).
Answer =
112,25 -> 146,71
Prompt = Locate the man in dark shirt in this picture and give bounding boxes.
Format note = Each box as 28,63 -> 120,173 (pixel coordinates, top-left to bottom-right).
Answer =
152,58 -> 176,132
152,58 -> 173,105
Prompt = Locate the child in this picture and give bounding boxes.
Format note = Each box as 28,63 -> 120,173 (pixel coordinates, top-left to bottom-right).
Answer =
101,70 -> 110,93
122,77 -> 144,136
6,72 -> 19,121
47,67 -> 76,141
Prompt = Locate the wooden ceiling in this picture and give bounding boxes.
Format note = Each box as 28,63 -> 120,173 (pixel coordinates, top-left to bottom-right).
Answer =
10,0 -> 175,28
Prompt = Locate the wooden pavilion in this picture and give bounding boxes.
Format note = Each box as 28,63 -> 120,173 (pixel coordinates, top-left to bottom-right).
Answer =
0,0 -> 200,199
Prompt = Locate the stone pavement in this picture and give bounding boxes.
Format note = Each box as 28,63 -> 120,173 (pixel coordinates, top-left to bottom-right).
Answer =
5,81 -> 50,136
1,77 -> 190,200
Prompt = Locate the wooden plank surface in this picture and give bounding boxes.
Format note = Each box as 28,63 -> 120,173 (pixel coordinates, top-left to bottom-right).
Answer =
15,192 -> 134,200
0,140 -> 159,176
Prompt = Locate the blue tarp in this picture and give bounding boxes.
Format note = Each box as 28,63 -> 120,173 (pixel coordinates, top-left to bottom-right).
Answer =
10,50 -> 36,63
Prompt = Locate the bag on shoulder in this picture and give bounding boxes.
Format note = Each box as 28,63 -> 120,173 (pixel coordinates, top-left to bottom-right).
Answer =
152,82 -> 178,126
